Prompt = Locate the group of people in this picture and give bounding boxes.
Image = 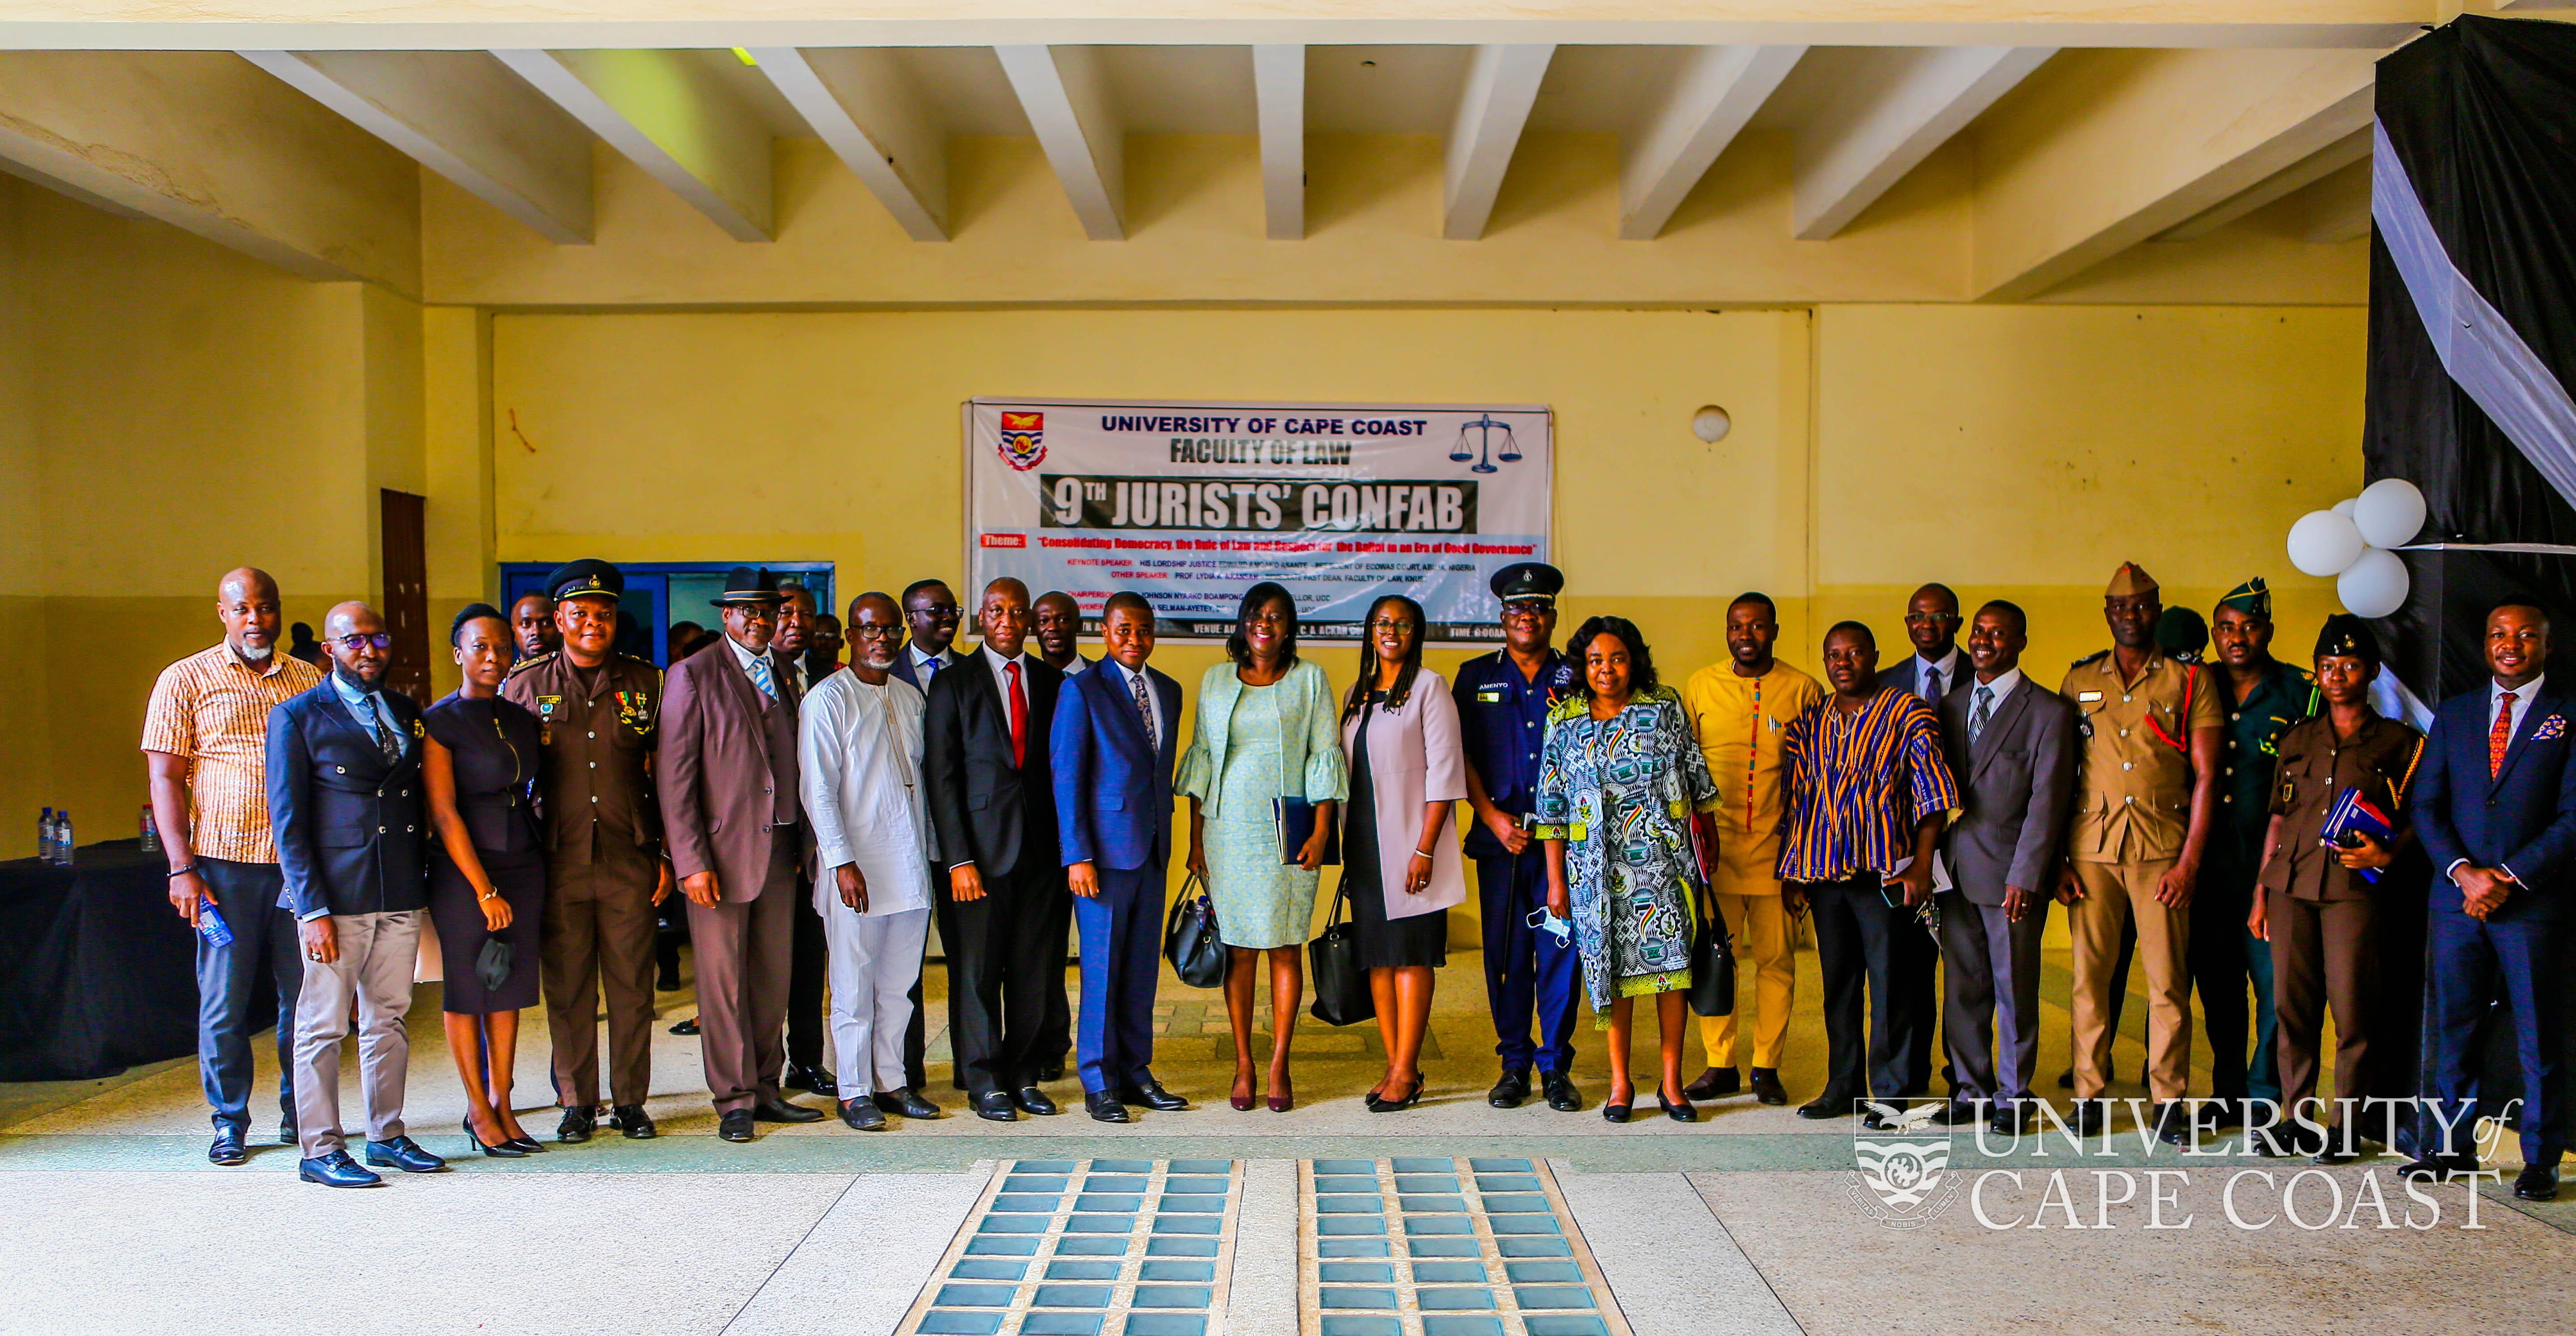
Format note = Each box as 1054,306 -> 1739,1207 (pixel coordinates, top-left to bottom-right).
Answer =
141,554 -> 2566,1201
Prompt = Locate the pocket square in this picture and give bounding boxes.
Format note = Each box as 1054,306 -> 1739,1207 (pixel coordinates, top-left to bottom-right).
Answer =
2535,715 -> 2566,741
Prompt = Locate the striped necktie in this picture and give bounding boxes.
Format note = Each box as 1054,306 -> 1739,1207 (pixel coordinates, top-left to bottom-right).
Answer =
748,652 -> 776,703
1970,685 -> 1992,745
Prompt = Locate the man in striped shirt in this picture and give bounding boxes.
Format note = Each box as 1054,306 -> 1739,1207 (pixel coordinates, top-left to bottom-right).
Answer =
1779,621 -> 1959,1126
142,567 -> 324,1166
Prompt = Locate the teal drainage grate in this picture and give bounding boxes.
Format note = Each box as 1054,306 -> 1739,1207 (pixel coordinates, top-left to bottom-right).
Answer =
901,1158 -> 1242,1336
1298,1157 -> 1630,1336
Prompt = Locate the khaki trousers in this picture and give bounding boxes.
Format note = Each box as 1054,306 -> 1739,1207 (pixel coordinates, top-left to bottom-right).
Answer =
1697,890 -> 1794,1070
541,844 -> 661,1109
291,909 -> 421,1158
2069,859 -> 2192,1103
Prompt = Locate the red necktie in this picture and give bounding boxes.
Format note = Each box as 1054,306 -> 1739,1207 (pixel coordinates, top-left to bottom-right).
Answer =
1006,660 -> 1027,767
2491,690 -> 2518,778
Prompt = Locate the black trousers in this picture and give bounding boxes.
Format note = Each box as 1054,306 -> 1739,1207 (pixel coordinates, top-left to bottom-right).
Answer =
784,874 -> 827,1072
1806,875 -> 1934,1103
2186,877 -> 2254,1102
1034,873 -> 1073,1073
943,861 -> 1058,1097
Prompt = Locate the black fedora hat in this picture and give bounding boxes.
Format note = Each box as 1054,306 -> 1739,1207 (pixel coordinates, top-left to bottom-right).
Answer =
712,566 -> 783,607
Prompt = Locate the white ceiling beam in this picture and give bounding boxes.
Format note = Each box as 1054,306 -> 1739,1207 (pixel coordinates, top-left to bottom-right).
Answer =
1794,45 -> 2053,240
242,48 -> 593,244
995,44 -> 1125,241
748,46 -> 946,242
1973,47 -> 2381,299
1253,43 -> 1305,241
2297,157 -> 2373,243
1619,44 -> 1804,241
1443,43 -> 1555,241
493,47 -> 771,242
2156,123 -> 2369,241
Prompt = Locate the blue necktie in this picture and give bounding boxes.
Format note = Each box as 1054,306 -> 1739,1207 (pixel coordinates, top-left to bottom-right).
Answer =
1970,685 -> 1992,745
748,653 -> 776,703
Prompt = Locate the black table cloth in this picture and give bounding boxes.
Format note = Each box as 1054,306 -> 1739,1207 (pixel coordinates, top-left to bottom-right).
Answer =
0,840 -> 206,1081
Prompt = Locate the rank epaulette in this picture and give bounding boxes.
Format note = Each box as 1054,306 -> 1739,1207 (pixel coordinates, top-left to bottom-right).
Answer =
2071,649 -> 2109,668
506,651 -> 556,678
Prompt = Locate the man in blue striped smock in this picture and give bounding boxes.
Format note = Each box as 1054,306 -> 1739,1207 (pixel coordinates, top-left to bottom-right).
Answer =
1779,621 -> 1960,1127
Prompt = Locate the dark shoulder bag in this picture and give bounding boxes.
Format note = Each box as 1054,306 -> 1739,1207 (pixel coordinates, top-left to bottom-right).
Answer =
1307,877 -> 1376,1026
1163,873 -> 1229,989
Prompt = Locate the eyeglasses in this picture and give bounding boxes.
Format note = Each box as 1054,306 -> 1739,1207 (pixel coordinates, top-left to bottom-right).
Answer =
911,604 -> 961,619
1500,603 -> 1551,620
334,632 -> 394,650
1902,611 -> 1960,624
851,623 -> 903,639
1369,619 -> 1418,633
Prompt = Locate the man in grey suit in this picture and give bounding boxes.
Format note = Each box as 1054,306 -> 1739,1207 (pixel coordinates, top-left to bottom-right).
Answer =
1932,600 -> 2075,1133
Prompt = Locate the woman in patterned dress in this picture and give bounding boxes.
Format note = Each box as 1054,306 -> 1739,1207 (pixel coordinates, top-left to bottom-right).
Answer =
1538,615 -> 1717,1124
1179,583 -> 1347,1111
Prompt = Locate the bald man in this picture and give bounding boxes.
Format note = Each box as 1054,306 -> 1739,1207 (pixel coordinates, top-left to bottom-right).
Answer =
268,602 -> 441,1185
144,568 -> 326,1166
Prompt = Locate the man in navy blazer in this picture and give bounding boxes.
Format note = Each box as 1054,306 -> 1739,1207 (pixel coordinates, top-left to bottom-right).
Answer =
2408,602 -> 2575,1201
266,602 -> 442,1188
1051,593 -> 1190,1123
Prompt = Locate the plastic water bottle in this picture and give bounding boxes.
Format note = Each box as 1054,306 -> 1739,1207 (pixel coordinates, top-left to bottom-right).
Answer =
140,805 -> 161,854
37,808 -> 53,862
195,898 -> 234,948
55,810 -> 73,865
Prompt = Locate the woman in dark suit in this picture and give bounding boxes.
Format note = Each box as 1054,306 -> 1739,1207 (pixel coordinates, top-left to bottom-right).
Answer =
426,604 -> 548,1157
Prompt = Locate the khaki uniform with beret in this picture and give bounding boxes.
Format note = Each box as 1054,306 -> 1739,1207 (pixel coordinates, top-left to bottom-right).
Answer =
502,558 -> 668,1124
2060,562 -> 2224,1105
2258,614 -> 2423,1129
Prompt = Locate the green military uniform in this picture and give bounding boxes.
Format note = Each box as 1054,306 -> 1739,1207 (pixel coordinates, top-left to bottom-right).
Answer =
501,560 -> 666,1124
2205,577 -> 2313,1110
2060,563 -> 2224,1106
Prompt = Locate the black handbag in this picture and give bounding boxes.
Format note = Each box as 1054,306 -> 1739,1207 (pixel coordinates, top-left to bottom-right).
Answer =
1307,879 -> 1375,1027
1685,885 -> 1736,1018
1162,873 -> 1229,989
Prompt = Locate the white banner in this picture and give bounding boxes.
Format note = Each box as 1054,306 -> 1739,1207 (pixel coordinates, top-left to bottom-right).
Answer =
965,398 -> 1552,644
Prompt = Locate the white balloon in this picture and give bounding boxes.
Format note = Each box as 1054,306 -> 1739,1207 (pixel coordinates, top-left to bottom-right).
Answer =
2332,498 -> 2358,517
2353,477 -> 2428,549
2339,547 -> 2411,619
2287,509 -> 2366,577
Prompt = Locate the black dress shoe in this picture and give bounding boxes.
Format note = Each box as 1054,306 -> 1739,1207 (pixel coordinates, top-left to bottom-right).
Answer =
1930,1101 -> 1983,1126
2056,1067 -> 2076,1090
610,1105 -> 657,1140
2152,1102 -> 2191,1146
1797,1090 -> 1859,1120
2398,1154 -> 2477,1181
1037,1060 -> 1066,1082
1988,1104 -> 2035,1138
657,969 -> 681,992
974,1091 -> 1018,1123
1657,1089 -> 1698,1123
1487,1068 -> 1531,1109
2203,1099 -> 2246,1132
363,1136 -> 448,1173
1749,1068 -> 1788,1106
557,1105 -> 597,1143
1602,1098 -> 1632,1124
1684,1067 -> 1741,1100
1110,1081 -> 1188,1111
1861,1101 -> 1906,1131
752,1097 -> 825,1124
839,1098 -> 889,1131
1085,1091 -> 1132,1124
669,1016 -> 699,1035
2254,1121 -> 2325,1158
1014,1086 -> 1060,1116
2514,1164 -> 2559,1201
2071,1099 -> 2111,1137
718,1110 -> 756,1142
299,1149 -> 383,1188
208,1127 -> 248,1166
277,1122 -> 297,1146
784,1064 -> 839,1097
1543,1072 -> 1581,1112
875,1087 -> 941,1119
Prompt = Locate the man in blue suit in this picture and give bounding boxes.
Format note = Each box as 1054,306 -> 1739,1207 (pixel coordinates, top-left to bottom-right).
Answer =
1052,592 -> 1189,1123
267,602 -> 444,1188
2407,601 -> 2574,1201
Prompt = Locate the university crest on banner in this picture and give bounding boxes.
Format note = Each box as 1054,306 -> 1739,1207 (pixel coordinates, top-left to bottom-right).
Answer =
998,411 -> 1046,471
1851,1101 -> 1960,1229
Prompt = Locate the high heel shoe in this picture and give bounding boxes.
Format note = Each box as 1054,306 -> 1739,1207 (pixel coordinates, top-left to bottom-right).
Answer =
504,1132 -> 547,1154
1656,1088 -> 1699,1123
465,1117 -> 530,1158
1266,1073 -> 1294,1113
1366,1077 -> 1423,1113
1229,1069 -> 1257,1112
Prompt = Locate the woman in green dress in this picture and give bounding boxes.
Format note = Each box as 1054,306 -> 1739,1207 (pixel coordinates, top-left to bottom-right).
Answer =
1538,615 -> 1716,1124
1180,582 -> 1347,1111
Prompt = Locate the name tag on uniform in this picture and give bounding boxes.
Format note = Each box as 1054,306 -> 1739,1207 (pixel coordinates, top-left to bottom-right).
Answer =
2077,691 -> 2103,703
1476,686 -> 1507,704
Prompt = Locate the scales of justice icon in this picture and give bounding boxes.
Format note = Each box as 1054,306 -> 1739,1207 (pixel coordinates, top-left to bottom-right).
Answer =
1449,415 -> 1522,474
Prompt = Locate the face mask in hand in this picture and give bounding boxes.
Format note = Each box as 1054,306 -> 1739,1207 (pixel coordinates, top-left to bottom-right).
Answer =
1525,908 -> 1572,944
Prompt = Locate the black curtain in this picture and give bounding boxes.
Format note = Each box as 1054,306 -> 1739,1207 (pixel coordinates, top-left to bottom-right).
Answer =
2365,15 -> 2576,701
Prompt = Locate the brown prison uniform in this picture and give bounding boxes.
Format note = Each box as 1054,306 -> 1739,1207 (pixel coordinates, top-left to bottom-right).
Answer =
2258,711 -> 2424,1124
2061,649 -> 2225,1104
503,650 -> 665,1111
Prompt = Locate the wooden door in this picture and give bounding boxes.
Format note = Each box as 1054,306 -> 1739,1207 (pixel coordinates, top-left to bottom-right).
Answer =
379,489 -> 431,706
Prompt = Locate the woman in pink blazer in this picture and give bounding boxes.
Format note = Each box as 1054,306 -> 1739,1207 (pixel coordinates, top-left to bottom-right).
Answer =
1340,594 -> 1469,1112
